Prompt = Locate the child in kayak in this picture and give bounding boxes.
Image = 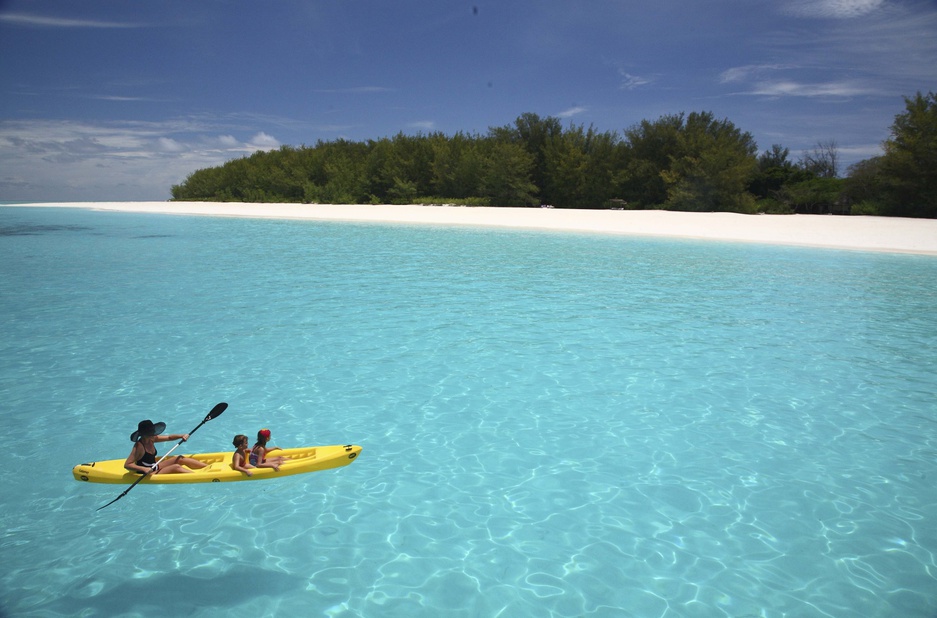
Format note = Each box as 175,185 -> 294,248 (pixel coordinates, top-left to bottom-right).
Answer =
124,419 -> 209,475
251,428 -> 287,471
231,434 -> 254,477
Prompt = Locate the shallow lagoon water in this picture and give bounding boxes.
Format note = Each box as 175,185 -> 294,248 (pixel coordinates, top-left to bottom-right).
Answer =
1,206 -> 935,617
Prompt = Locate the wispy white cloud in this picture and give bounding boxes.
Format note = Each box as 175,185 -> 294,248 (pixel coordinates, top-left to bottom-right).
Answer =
720,62 -> 883,98
156,137 -> 186,153
247,132 -> 280,150
406,120 -> 436,131
814,5 -> 937,85
89,95 -> 155,102
782,0 -> 884,19
618,71 -> 651,91
745,80 -> 874,97
0,119 -> 281,201
720,64 -> 795,84
311,86 -> 392,94
724,72 -> 878,98
730,2 -> 937,101
0,12 -> 144,28
557,106 -> 587,119
838,143 -> 886,161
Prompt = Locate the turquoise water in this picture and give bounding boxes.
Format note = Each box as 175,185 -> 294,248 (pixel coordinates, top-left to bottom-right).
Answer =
1,206 -> 935,617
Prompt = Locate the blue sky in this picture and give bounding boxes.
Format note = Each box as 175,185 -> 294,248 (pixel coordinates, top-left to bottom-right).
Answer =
1,0 -> 935,202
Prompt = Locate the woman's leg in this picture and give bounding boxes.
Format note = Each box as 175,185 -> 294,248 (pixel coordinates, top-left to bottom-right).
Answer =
173,456 -> 208,469
157,462 -> 192,474
156,456 -> 207,473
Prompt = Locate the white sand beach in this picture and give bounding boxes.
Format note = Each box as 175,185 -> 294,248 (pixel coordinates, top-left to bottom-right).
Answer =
16,201 -> 937,255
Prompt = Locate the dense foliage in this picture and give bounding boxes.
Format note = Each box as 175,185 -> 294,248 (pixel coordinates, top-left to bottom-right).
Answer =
870,92 -> 937,218
172,93 -> 937,217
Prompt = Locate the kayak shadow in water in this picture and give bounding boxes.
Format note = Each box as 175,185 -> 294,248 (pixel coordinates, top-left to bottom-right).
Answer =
32,566 -> 306,615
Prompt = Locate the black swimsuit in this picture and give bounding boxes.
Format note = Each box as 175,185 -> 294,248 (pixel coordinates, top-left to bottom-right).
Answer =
136,447 -> 157,472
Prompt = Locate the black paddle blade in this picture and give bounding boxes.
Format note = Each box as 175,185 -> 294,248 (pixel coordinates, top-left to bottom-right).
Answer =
206,402 -> 227,420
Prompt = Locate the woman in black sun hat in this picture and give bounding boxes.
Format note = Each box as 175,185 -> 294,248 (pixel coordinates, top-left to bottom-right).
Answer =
124,419 -> 209,476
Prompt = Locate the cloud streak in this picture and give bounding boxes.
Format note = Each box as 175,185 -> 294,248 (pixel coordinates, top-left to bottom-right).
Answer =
744,80 -> 874,98
721,63 -> 878,98
311,86 -> 392,94
720,65 -> 795,84
619,71 -> 651,91
0,13 -> 144,28
722,68 -> 878,98
557,106 -> 587,119
720,2 -> 937,107
406,121 -> 436,131
783,0 -> 885,19
0,119 -> 280,201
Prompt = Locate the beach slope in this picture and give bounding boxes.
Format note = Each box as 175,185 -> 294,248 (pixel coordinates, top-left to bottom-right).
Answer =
15,202 -> 937,255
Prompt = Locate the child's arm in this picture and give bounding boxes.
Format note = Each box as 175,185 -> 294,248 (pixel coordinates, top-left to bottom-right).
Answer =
232,451 -> 253,476
250,444 -> 278,470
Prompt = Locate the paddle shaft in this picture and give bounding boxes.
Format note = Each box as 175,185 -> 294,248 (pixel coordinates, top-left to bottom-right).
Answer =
96,402 -> 227,511
149,412 -> 218,469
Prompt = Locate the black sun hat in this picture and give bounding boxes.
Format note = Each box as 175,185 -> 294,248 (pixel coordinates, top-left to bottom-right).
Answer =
130,419 -> 166,442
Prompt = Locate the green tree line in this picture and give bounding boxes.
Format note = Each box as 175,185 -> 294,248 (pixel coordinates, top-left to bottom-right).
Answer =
171,92 -> 937,218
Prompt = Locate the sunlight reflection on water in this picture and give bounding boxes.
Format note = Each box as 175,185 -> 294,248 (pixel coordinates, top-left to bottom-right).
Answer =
1,206 -> 936,617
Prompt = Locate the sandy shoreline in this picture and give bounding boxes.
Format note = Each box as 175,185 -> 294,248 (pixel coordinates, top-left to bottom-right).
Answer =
11,201 -> 937,255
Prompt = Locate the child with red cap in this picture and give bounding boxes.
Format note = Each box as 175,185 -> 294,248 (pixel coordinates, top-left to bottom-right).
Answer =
250,428 -> 287,471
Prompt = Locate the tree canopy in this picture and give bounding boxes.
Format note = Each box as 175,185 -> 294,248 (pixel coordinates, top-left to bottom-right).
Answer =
877,92 -> 937,217
171,95 -> 937,218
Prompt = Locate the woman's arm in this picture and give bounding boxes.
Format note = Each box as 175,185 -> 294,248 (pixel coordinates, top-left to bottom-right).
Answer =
155,433 -> 189,443
124,443 -> 153,474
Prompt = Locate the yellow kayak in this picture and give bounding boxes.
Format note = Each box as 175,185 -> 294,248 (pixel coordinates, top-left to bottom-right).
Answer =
72,444 -> 362,484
